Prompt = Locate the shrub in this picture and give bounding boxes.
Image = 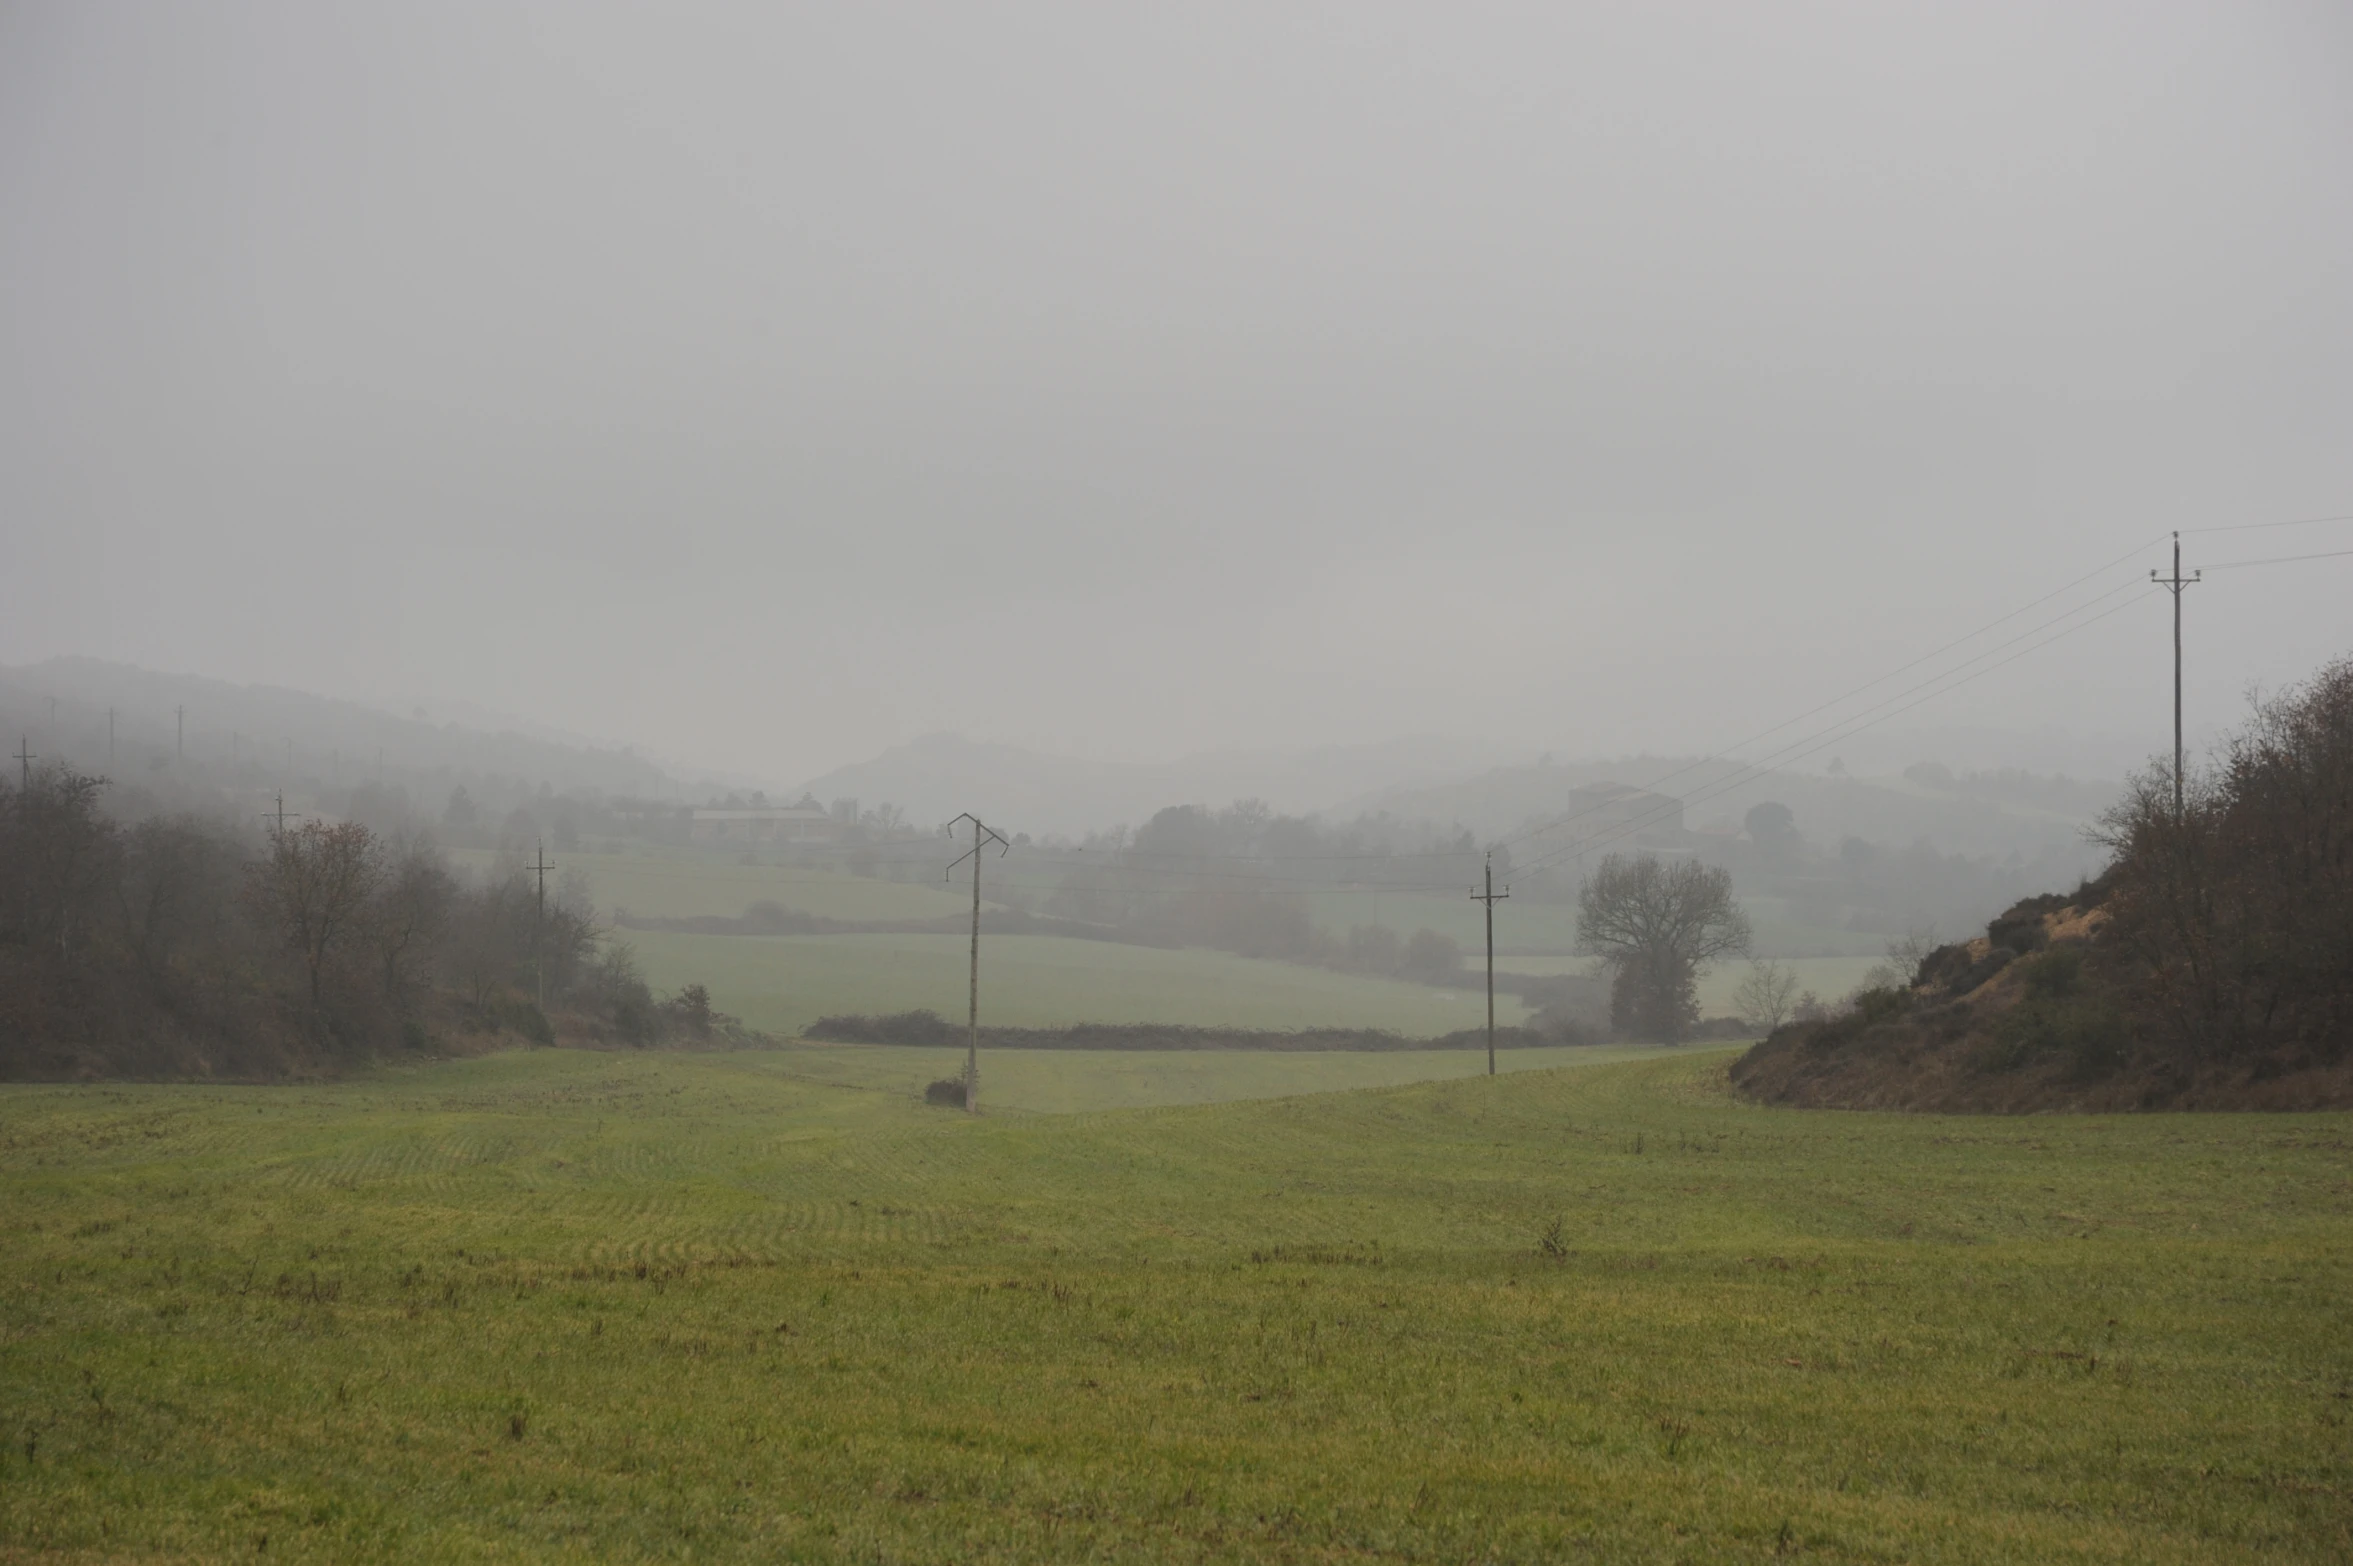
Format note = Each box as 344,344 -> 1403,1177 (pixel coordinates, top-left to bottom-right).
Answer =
923,1077 -> 968,1108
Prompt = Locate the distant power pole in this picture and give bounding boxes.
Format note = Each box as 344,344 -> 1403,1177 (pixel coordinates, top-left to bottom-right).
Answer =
945,813 -> 1010,1114
1470,851 -> 1511,1076
530,839 -> 554,1018
2152,531 -> 2202,816
176,706 -> 184,759
16,736 -> 34,792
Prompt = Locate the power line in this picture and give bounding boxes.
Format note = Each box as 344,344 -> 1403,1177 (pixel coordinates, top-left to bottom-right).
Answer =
944,813 -> 1009,1114
530,840 -> 554,1019
1508,591 -> 2154,881
1470,853 -> 1509,1076
2182,510 -> 2353,536
2200,546 -> 2353,572
1491,575 -> 2150,867
2151,533 -> 2199,815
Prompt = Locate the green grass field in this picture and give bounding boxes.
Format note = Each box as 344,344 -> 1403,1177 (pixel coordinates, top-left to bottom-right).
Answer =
5,1049 -> 2348,1562
1490,955 -> 1886,1017
777,1042 -> 1680,1114
626,930 -> 1531,1039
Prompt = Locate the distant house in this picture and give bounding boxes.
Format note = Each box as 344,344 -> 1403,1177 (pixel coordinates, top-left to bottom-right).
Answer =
689,798 -> 838,845
1518,783 -> 1690,867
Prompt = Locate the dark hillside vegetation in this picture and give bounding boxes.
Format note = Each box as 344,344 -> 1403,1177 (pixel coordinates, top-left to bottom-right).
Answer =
0,768 -> 735,1080
1733,658 -> 2353,1112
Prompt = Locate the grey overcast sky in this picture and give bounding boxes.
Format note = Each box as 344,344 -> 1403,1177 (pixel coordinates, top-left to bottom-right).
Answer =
3,2 -> 2349,784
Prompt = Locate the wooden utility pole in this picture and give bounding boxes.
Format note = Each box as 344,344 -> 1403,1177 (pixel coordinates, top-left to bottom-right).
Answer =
529,839 -> 554,1018
945,813 -> 1009,1113
2151,532 -> 2201,816
1470,851 -> 1510,1076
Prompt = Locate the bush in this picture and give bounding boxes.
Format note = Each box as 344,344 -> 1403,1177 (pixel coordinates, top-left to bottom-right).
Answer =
806,1009 -> 960,1045
924,1077 -> 968,1108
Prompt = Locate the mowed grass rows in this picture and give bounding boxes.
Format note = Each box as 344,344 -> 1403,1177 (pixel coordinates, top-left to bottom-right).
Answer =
4,1050 -> 2350,1562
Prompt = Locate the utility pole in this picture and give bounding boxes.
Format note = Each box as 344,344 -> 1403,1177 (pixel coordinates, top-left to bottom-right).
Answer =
271,791 -> 292,837
945,813 -> 1009,1114
16,737 -> 34,792
2152,531 -> 2201,816
108,708 -> 115,770
176,706 -> 184,759
1470,851 -> 1510,1076
529,839 -> 554,1018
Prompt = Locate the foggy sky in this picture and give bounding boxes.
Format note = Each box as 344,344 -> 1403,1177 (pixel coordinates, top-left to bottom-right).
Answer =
4,2 -> 2349,786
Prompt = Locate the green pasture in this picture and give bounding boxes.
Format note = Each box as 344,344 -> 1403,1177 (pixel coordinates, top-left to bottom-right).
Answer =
778,1042 -> 1679,1114
1299,888 -> 1588,954
1492,954 -> 1887,1016
4,1049 -> 2348,1562
626,930 -> 1528,1039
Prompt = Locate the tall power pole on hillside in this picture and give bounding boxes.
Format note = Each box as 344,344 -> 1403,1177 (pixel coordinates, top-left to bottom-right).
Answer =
1470,852 -> 1510,1076
530,839 -> 554,1019
946,813 -> 1009,1114
2152,532 -> 2201,816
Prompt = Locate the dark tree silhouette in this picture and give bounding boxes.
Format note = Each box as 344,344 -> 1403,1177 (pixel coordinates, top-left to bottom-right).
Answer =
1578,854 -> 1751,1042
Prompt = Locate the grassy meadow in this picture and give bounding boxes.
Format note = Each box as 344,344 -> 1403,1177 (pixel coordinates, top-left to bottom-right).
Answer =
626,930 -> 1529,1039
776,1042 -> 1678,1114
5,1048 -> 2349,1562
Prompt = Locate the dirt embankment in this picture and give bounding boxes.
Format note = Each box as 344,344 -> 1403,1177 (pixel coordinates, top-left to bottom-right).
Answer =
1729,885 -> 2353,1113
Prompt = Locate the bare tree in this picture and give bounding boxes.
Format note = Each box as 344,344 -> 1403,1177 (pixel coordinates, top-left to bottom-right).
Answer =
1858,924 -> 1940,994
2095,656 -> 2353,1063
248,820 -> 383,1011
2,765 -> 117,961
1577,853 -> 1751,1042
370,843 -> 456,1003
1734,959 -> 1801,1035
116,816 -> 238,991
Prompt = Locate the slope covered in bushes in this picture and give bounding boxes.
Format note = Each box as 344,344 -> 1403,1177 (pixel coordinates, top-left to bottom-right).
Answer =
1732,658 -> 2353,1113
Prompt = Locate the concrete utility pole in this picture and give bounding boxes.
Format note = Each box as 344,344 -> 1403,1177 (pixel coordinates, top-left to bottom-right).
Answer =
2151,532 -> 2202,816
17,737 -> 34,791
945,813 -> 1009,1114
530,839 -> 554,1017
1470,852 -> 1511,1076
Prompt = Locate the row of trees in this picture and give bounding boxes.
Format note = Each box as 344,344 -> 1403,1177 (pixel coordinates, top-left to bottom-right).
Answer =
1,767 -> 707,1079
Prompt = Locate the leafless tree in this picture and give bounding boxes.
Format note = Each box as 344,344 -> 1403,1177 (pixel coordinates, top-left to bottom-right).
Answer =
1734,959 -> 1801,1035
370,843 -> 456,1003
2095,657 -> 2353,1063
116,816 -> 238,990
248,819 -> 383,1010
1577,853 -> 1751,1042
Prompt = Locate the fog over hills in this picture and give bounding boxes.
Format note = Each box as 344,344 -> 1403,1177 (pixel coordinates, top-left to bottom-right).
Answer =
0,658 -> 674,810
788,732 -> 1519,839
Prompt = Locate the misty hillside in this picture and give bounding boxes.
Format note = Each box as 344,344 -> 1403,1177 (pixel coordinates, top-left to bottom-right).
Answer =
792,732 -> 1516,840
0,658 -> 675,812
1353,756 -> 2115,870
